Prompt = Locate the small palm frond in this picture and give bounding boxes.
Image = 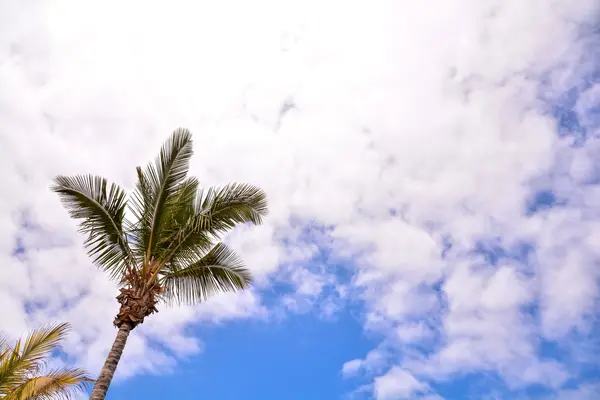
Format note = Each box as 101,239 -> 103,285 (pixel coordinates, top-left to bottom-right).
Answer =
0,345 -> 24,392
5,368 -> 93,400
128,128 -> 194,269
160,243 -> 253,305
0,323 -> 70,396
18,323 -> 69,376
196,183 -> 269,233
51,175 -> 133,280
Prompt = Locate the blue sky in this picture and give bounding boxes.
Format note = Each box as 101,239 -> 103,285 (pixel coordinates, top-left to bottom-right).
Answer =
110,309 -> 375,399
1,1 -> 600,400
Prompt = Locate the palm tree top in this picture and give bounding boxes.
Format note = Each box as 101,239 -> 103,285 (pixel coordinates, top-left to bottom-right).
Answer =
51,128 -> 269,314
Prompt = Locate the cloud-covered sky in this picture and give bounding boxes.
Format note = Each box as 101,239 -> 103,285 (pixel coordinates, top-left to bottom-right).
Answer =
1,0 -> 599,399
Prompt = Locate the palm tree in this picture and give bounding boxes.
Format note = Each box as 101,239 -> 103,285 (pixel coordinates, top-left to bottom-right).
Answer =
0,322 -> 93,400
51,128 -> 268,400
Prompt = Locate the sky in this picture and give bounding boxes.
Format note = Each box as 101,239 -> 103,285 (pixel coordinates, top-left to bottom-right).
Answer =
0,0 -> 599,399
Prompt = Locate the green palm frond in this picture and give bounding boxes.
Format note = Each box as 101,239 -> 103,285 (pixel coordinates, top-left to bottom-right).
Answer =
128,128 -> 194,271
6,368 -> 93,400
143,180 -> 268,288
168,177 -> 200,227
155,214 -> 214,270
154,177 -> 201,249
51,175 -> 133,280
160,243 -> 253,305
127,166 -> 153,265
196,183 -> 268,233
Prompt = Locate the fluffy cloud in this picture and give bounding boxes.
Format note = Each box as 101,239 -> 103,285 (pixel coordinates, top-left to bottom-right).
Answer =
1,0 -> 599,398
374,367 -> 429,400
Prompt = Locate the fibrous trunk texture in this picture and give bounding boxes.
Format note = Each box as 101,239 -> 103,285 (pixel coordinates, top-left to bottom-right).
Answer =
89,287 -> 161,400
113,287 -> 160,328
88,325 -> 131,400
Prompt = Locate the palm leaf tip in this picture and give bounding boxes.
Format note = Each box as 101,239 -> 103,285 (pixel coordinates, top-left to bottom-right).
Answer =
20,322 -> 70,369
130,128 -> 195,266
153,128 -> 194,188
197,183 -> 269,232
50,175 -> 128,217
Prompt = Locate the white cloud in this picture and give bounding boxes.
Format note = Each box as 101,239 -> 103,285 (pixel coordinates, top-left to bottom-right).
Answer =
342,359 -> 364,378
395,322 -> 435,344
342,348 -> 388,379
577,83 -> 600,130
374,367 -> 428,400
0,0 -> 599,397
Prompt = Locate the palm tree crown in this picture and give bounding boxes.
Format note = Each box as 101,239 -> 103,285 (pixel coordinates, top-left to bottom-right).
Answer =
51,128 -> 268,399
0,322 -> 93,400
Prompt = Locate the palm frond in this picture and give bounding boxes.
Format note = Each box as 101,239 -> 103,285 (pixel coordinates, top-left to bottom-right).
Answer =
169,177 -> 200,226
6,368 -> 93,400
144,181 -> 268,287
19,323 -> 69,373
150,177 -> 215,272
0,345 -> 25,393
196,183 -> 269,233
128,128 -> 194,271
160,243 -> 253,305
0,323 -> 70,396
154,214 -> 215,272
154,177 -> 201,251
51,175 -> 133,280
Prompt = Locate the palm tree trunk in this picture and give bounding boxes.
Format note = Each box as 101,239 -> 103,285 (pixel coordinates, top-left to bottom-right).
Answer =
89,325 -> 131,400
